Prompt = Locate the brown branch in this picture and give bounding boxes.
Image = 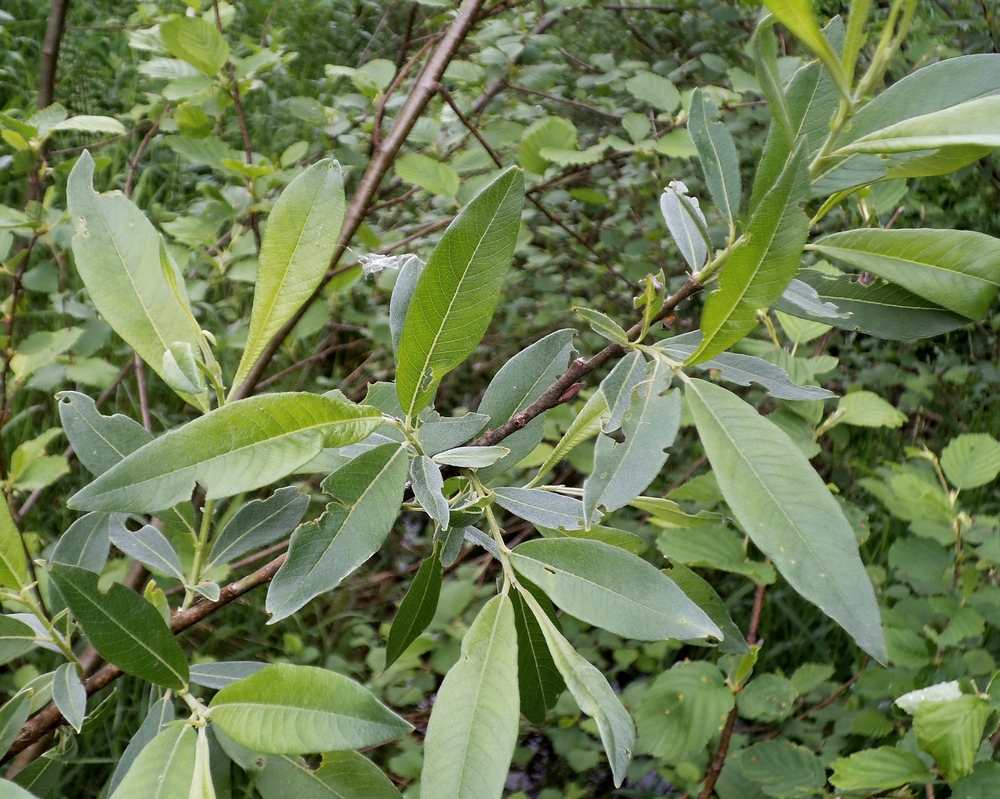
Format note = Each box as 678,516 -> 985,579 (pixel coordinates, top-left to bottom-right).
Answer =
38,0 -> 70,110
509,84 -> 623,121
124,120 -> 161,198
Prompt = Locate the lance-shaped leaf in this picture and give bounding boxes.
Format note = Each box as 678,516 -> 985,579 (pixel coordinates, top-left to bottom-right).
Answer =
0,694 -> 31,756
0,616 -> 36,664
810,229 -> 1000,321
51,512 -> 121,573
52,663 -> 86,733
688,141 -> 809,365
252,751 -> 404,799
396,167 -> 524,420
57,391 -> 153,476
206,486 -> 309,570
666,564 -> 750,654
688,90 -> 741,231
69,393 -> 382,513
421,594 -> 519,799
51,564 -> 189,689
208,663 -> 411,754
110,725 -> 197,799
493,487 -> 588,531
189,661 -> 267,690
384,555 -> 442,670
231,160 -> 345,394
409,456 -> 449,529
584,359 -> 680,525
108,524 -> 184,582
266,443 -> 407,621
598,350 -> 646,433
530,391 -> 608,484
0,496 -> 28,590
510,538 -> 721,641
520,588 -> 634,786
109,697 -> 175,794
67,151 -> 208,411
660,181 -> 708,271
685,378 -> 887,662
511,587 -> 564,725
762,0 -> 848,97
389,255 -> 425,357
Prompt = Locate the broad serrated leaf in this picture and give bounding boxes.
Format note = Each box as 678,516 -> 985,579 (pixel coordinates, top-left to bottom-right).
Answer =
810,229 -> 1000,321
409,456 -> 449,529
384,555 -> 442,670
738,740 -> 826,798
519,118 -> 576,175
56,391 -> 153,476
206,486 -> 309,571
660,180 -> 708,271
50,115 -> 125,135
941,434 -> 1000,490
625,71 -> 680,113
69,393 -> 381,513
394,153 -> 459,197
51,663 -> 86,733
110,725 -> 196,799
493,487 -> 587,531
159,15 -> 229,76
51,564 -> 189,690
421,594 -> 519,799
209,663 -> 410,754
688,90 -> 741,231
510,538 -> 720,641
912,696 -> 991,781
584,359 -> 680,525
657,524 -> 776,585
688,141 -> 808,365
520,588 -> 634,786
231,160 -> 345,393
510,589 -> 564,725
67,151 -> 207,411
396,167 -> 524,420
834,391 -> 906,429
0,496 -> 27,590
685,378 -> 887,662
830,747 -> 934,792
266,443 -> 407,621
252,751 -> 404,799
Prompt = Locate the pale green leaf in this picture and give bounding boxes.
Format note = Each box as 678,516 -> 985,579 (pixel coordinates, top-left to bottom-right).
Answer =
830,747 -> 934,792
913,696 -> 990,781
574,307 -> 629,345
688,141 -> 808,364
811,228 -> 1000,320
0,496 -> 28,591
266,443 -> 407,621
110,725 -> 197,799
431,446 -> 509,468
688,90 -> 741,230
69,393 -> 381,513
941,433 -> 1000,490
208,663 -> 411,754
520,588 -> 634,787
762,0 -> 848,96
51,564 -> 189,690
0,616 -> 37,665
160,15 -> 229,76
385,555 -> 442,670
67,151 -> 207,411
834,391 -> 906,429
530,391 -> 608,484
57,391 -> 153,476
685,378 -> 887,662
49,115 -> 125,136
421,594 -> 519,799
231,160 -> 345,394
389,255 -> 425,357
519,118 -> 576,175
108,524 -> 184,581
625,71 -> 680,113
51,663 -> 86,733
417,411 -> 489,456
252,751 -> 404,799
409,456 -> 449,529
10,327 -> 82,385
536,523 -> 644,554
206,487 -> 309,570
657,524 -> 776,585
109,699 -> 176,794
396,167 -> 524,420
510,538 -> 720,641
50,512 -> 119,574
394,153 -> 459,197
190,726 -> 215,799
630,496 -> 724,527
493,487 -> 588,531
660,180 -> 708,271
0,779 -> 38,799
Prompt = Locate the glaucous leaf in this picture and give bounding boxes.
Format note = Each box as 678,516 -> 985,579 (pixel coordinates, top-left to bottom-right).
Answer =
415,411 -> 489,456
389,255 -> 425,357
208,664 -> 411,754
940,434 -> 1000,490
421,594 -> 519,799
109,725 -> 196,799
685,378 -> 887,663
574,307 -> 629,345
688,90 -> 741,231
396,167 -> 524,420
251,751 -> 404,799
431,445 -> 509,468
409,456 -> 449,529
665,564 -> 750,654
50,512 -> 122,574
207,486 -> 309,570
384,555 -> 442,670
231,160 -> 345,394
109,524 -> 184,581
51,663 -> 86,733
56,391 -> 153,476
510,538 -> 720,641
50,564 -> 189,690
69,393 -> 381,513
597,350 -> 645,433
660,180 -> 708,271
493,487 -> 587,531
530,391 -> 608,484
0,616 -> 36,665
188,661 -> 267,690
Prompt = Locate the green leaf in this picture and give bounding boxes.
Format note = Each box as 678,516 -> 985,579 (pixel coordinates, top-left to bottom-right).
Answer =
519,118 -> 576,175
266,443 -> 408,621
417,411 -> 489,456
50,564 -> 189,690
630,496 -> 724,527
431,445 -> 509,468
625,71 -> 680,113
206,487 -> 309,570
232,160 -> 345,394
49,115 -> 125,136
912,696 -> 991,781
209,663 -> 410,754
0,616 -> 36,665
949,761 -> 1000,799
834,391 -> 906,429
50,512 -> 118,573
657,524 -> 776,585
752,25 -> 794,142
584,359 -> 680,525
665,564 -> 750,654
110,725 -> 196,799
108,524 -> 184,581
520,588 -> 634,787
420,594 -> 519,799
51,663 -> 86,733
574,307 -> 629,345
794,269 -> 970,340
159,15 -> 229,76
384,555 -> 442,670
685,378 -> 887,663
67,151 -> 208,411
0,693 -> 31,756
69,393 -> 381,513
493,487 -> 587,531
510,588 -> 564,725
10,328 -> 82,386
536,524 -> 644,554
395,167 -> 524,420
830,747 -> 934,792
688,141 -> 809,364
738,740 -> 826,798
394,153 -> 460,197
409,456 -> 449,529
56,392 -> 153,477
688,90 -> 741,231
660,180 -> 708,271
0,779 -> 39,799
189,662 -> 266,690
810,229 -> 1000,321
941,434 -> 1000,490
530,391 -> 608,484
510,538 -> 721,641
761,0 -> 848,97
0,496 -> 27,590
251,751 -> 404,799
389,256 -> 425,357
636,661 -> 734,763
738,674 -> 798,722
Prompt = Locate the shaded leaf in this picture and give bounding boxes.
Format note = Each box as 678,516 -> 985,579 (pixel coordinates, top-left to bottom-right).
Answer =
109,524 -> 184,581
384,555 -> 442,670
519,118 -> 576,175
493,487 -> 587,531
665,564 -> 750,654
409,456 -> 449,529
109,725 -> 196,799
0,693 -> 31,756
625,72 -> 680,112
510,588 -> 564,725
107,698 -> 175,794
0,616 -> 36,665
657,524 -> 776,585
50,512 -> 121,574
207,486 -> 309,571
0,496 -> 27,590
738,740 -> 826,798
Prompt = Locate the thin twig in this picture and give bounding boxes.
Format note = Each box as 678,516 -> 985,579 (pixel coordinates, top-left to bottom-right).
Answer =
125,120 -> 161,198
